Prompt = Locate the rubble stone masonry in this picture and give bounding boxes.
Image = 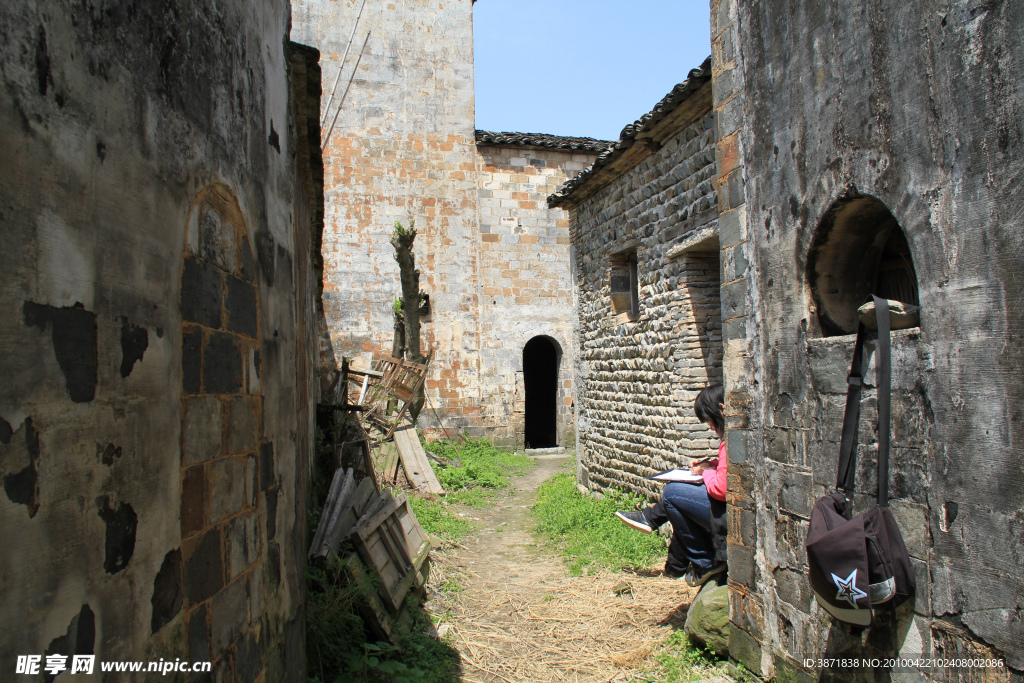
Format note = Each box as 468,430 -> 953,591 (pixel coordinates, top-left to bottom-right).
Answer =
567,100 -> 723,502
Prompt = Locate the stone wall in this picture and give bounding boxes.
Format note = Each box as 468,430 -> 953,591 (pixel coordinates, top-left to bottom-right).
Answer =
722,0 -> 1024,677
291,0 -> 603,446
0,3 -> 317,680
560,78 -> 724,501
473,143 -> 595,446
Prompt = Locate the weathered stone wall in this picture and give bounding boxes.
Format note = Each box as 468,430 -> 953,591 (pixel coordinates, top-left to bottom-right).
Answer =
722,0 -> 1024,677
291,0 -> 601,445
474,145 -> 594,445
568,101 -> 723,501
0,2 -> 315,679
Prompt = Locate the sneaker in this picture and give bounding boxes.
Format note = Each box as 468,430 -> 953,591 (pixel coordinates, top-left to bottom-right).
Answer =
664,565 -> 690,579
615,511 -> 654,534
684,563 -> 726,587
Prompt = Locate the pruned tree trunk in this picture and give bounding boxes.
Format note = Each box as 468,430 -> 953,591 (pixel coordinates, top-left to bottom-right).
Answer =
391,221 -> 425,420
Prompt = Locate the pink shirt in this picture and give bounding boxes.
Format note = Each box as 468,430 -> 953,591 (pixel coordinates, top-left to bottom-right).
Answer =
702,440 -> 728,502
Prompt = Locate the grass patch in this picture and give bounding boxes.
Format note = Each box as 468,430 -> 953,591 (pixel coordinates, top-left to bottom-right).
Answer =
533,472 -> 666,576
637,630 -> 727,682
407,495 -> 473,543
426,438 -> 532,508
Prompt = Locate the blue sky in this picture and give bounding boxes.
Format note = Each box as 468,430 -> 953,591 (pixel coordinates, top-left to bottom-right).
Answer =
473,0 -> 712,142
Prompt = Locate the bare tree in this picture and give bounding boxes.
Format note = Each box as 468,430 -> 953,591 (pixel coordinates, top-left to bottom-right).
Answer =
390,221 -> 425,419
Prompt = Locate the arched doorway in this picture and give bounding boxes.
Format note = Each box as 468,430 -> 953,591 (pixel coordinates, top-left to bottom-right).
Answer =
523,336 -> 559,449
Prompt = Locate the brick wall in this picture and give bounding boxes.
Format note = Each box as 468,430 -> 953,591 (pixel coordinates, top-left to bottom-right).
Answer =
473,145 -> 595,445
292,0 -> 602,445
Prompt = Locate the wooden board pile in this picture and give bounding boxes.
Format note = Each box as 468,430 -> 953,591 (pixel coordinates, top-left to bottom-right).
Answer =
309,467 -> 432,641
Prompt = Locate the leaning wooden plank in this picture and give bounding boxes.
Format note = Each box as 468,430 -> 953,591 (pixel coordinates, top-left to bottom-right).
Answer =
350,491 -> 403,540
308,467 -> 350,557
406,431 -> 444,494
394,426 -> 430,491
318,476 -> 378,556
317,469 -> 356,553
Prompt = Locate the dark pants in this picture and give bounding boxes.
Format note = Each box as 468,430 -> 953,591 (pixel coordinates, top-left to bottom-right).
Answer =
643,482 -> 715,574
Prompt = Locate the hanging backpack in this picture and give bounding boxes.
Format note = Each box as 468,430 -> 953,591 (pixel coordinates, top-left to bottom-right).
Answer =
805,296 -> 916,627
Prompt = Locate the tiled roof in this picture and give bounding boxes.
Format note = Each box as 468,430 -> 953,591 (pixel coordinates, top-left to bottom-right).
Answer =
548,57 -> 713,208
475,130 -> 615,153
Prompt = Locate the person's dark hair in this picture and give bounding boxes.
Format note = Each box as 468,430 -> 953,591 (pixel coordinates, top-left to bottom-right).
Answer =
694,383 -> 725,434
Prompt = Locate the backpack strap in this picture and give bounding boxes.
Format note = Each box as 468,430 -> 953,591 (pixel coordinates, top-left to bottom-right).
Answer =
874,295 -> 891,508
835,325 -> 867,493
835,296 -> 893,505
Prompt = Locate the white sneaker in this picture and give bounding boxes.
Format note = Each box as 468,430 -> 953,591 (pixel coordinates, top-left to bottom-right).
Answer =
615,511 -> 654,534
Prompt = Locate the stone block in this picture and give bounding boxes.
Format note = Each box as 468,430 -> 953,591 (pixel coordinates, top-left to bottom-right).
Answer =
204,332 -> 242,394
718,205 -> 746,248
210,577 -> 249,653
187,602 -> 211,663
776,468 -> 811,518
726,170 -> 745,210
720,279 -> 747,320
183,397 -> 223,465
259,441 -> 275,491
226,397 -> 257,454
225,276 -> 257,338
183,529 -> 224,605
265,487 -> 278,541
774,567 -> 813,611
729,627 -> 763,678
209,457 -> 247,524
726,428 -> 748,463
181,258 -> 222,329
228,513 -> 259,578
684,581 -> 730,655
182,326 -> 203,395
199,208 -> 237,273
773,653 -> 816,683
727,542 -> 757,588
181,465 -> 207,537
235,628 -> 263,683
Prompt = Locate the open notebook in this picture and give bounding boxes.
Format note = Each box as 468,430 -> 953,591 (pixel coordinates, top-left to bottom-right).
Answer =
647,468 -> 704,484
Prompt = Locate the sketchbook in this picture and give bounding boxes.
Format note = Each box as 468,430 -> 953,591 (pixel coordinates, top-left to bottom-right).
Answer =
647,468 -> 704,484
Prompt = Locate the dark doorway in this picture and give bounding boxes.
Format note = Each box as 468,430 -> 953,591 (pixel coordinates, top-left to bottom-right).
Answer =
523,336 -> 559,449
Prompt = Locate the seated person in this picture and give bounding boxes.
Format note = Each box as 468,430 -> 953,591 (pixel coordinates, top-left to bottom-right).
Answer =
616,383 -> 727,587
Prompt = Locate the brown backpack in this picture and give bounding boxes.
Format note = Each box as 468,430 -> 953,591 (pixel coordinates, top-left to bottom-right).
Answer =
805,296 -> 916,627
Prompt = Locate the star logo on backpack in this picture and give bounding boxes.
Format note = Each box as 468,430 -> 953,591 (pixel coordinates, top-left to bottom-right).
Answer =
832,569 -> 868,608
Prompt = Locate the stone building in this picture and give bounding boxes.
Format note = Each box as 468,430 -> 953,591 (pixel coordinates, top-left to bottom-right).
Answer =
550,60 -> 725,496
291,0 -> 610,446
0,2 -> 324,680
561,0 -> 1024,679
711,0 -> 1024,677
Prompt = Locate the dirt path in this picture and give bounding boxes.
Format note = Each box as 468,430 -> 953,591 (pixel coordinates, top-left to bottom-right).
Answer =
425,454 -> 711,683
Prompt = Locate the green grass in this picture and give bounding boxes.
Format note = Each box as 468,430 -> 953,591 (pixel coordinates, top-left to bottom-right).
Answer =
635,630 -> 727,683
427,438 -> 532,507
532,472 -> 667,576
407,495 -> 473,543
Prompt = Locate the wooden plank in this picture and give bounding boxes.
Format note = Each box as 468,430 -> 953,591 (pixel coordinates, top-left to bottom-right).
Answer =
406,432 -> 444,495
318,469 -> 356,551
350,493 -> 431,614
308,468 -> 350,557
394,426 -> 430,491
316,476 -> 377,557
341,553 -> 405,643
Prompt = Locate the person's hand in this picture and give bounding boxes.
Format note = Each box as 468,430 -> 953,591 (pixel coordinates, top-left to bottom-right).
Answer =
690,459 -> 718,475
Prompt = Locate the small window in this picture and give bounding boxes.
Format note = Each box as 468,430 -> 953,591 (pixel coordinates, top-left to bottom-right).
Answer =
609,250 -> 639,321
